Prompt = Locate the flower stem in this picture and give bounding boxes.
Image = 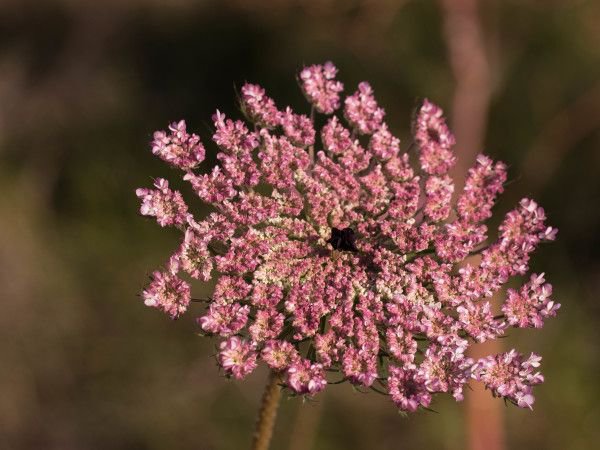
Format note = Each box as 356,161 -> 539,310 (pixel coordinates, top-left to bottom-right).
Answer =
251,371 -> 282,450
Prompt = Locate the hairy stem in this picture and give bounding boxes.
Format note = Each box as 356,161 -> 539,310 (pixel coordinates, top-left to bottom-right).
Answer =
251,371 -> 282,450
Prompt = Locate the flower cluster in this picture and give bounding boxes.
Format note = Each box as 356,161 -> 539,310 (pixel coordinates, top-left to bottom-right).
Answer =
472,350 -> 544,409
151,120 -> 205,170
136,62 -> 558,412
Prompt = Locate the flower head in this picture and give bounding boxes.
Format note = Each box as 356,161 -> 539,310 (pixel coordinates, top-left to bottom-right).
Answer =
502,273 -> 560,328
142,269 -> 191,319
151,120 -> 205,170
136,178 -> 189,227
218,336 -> 258,380
137,63 -> 558,411
299,61 -> 344,114
414,99 -> 456,175
240,83 -> 280,128
472,350 -> 544,409
388,365 -> 432,412
344,82 -> 385,135
286,359 -> 327,395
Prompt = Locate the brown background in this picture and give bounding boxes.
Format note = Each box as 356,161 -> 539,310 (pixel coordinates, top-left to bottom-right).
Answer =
0,1 -> 599,449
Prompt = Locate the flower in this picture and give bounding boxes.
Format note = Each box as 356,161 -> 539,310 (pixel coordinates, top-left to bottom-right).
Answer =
136,178 -> 189,227
151,120 -> 205,170
218,336 -> 258,380
198,302 -> 250,337
142,269 -> 191,319
502,273 -> 560,328
137,62 -> 558,411
472,350 -> 544,409
414,99 -> 456,175
261,340 -> 300,371
388,365 -> 432,412
280,107 -> 315,147
240,83 -> 280,128
344,81 -> 385,135
299,61 -> 344,114
286,359 -> 327,395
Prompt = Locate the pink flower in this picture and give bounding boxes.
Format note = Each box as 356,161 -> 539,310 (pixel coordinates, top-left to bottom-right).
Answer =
457,301 -> 507,343
388,365 -> 432,412
151,120 -> 205,170
212,110 -> 259,153
212,111 -> 260,188
418,344 -> 473,401
218,336 -> 258,380
299,61 -> 344,114
386,326 -> 418,364
137,62 -> 558,412
248,309 -> 285,342
414,99 -> 456,175
457,155 -> 506,223
344,82 -> 385,135
184,167 -> 237,204
136,178 -> 189,227
286,360 -> 327,395
472,350 -> 544,409
142,269 -> 191,319
176,228 -> 213,281
197,302 -> 250,337
341,347 -> 378,387
261,340 -> 300,371
500,198 -> 558,245
502,273 -> 560,328
321,116 -> 353,155
213,275 -> 252,304
424,175 -> 454,222
369,123 -> 400,160
435,221 -> 487,262
280,107 -> 315,147
240,83 -> 280,128
314,330 -> 345,368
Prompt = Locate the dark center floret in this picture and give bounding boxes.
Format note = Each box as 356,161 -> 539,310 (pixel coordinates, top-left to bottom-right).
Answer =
327,227 -> 358,252
404,379 -> 418,397
427,127 -> 441,143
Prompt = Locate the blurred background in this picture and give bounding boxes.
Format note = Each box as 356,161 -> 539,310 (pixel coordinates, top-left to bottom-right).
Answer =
1,0 -> 599,449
